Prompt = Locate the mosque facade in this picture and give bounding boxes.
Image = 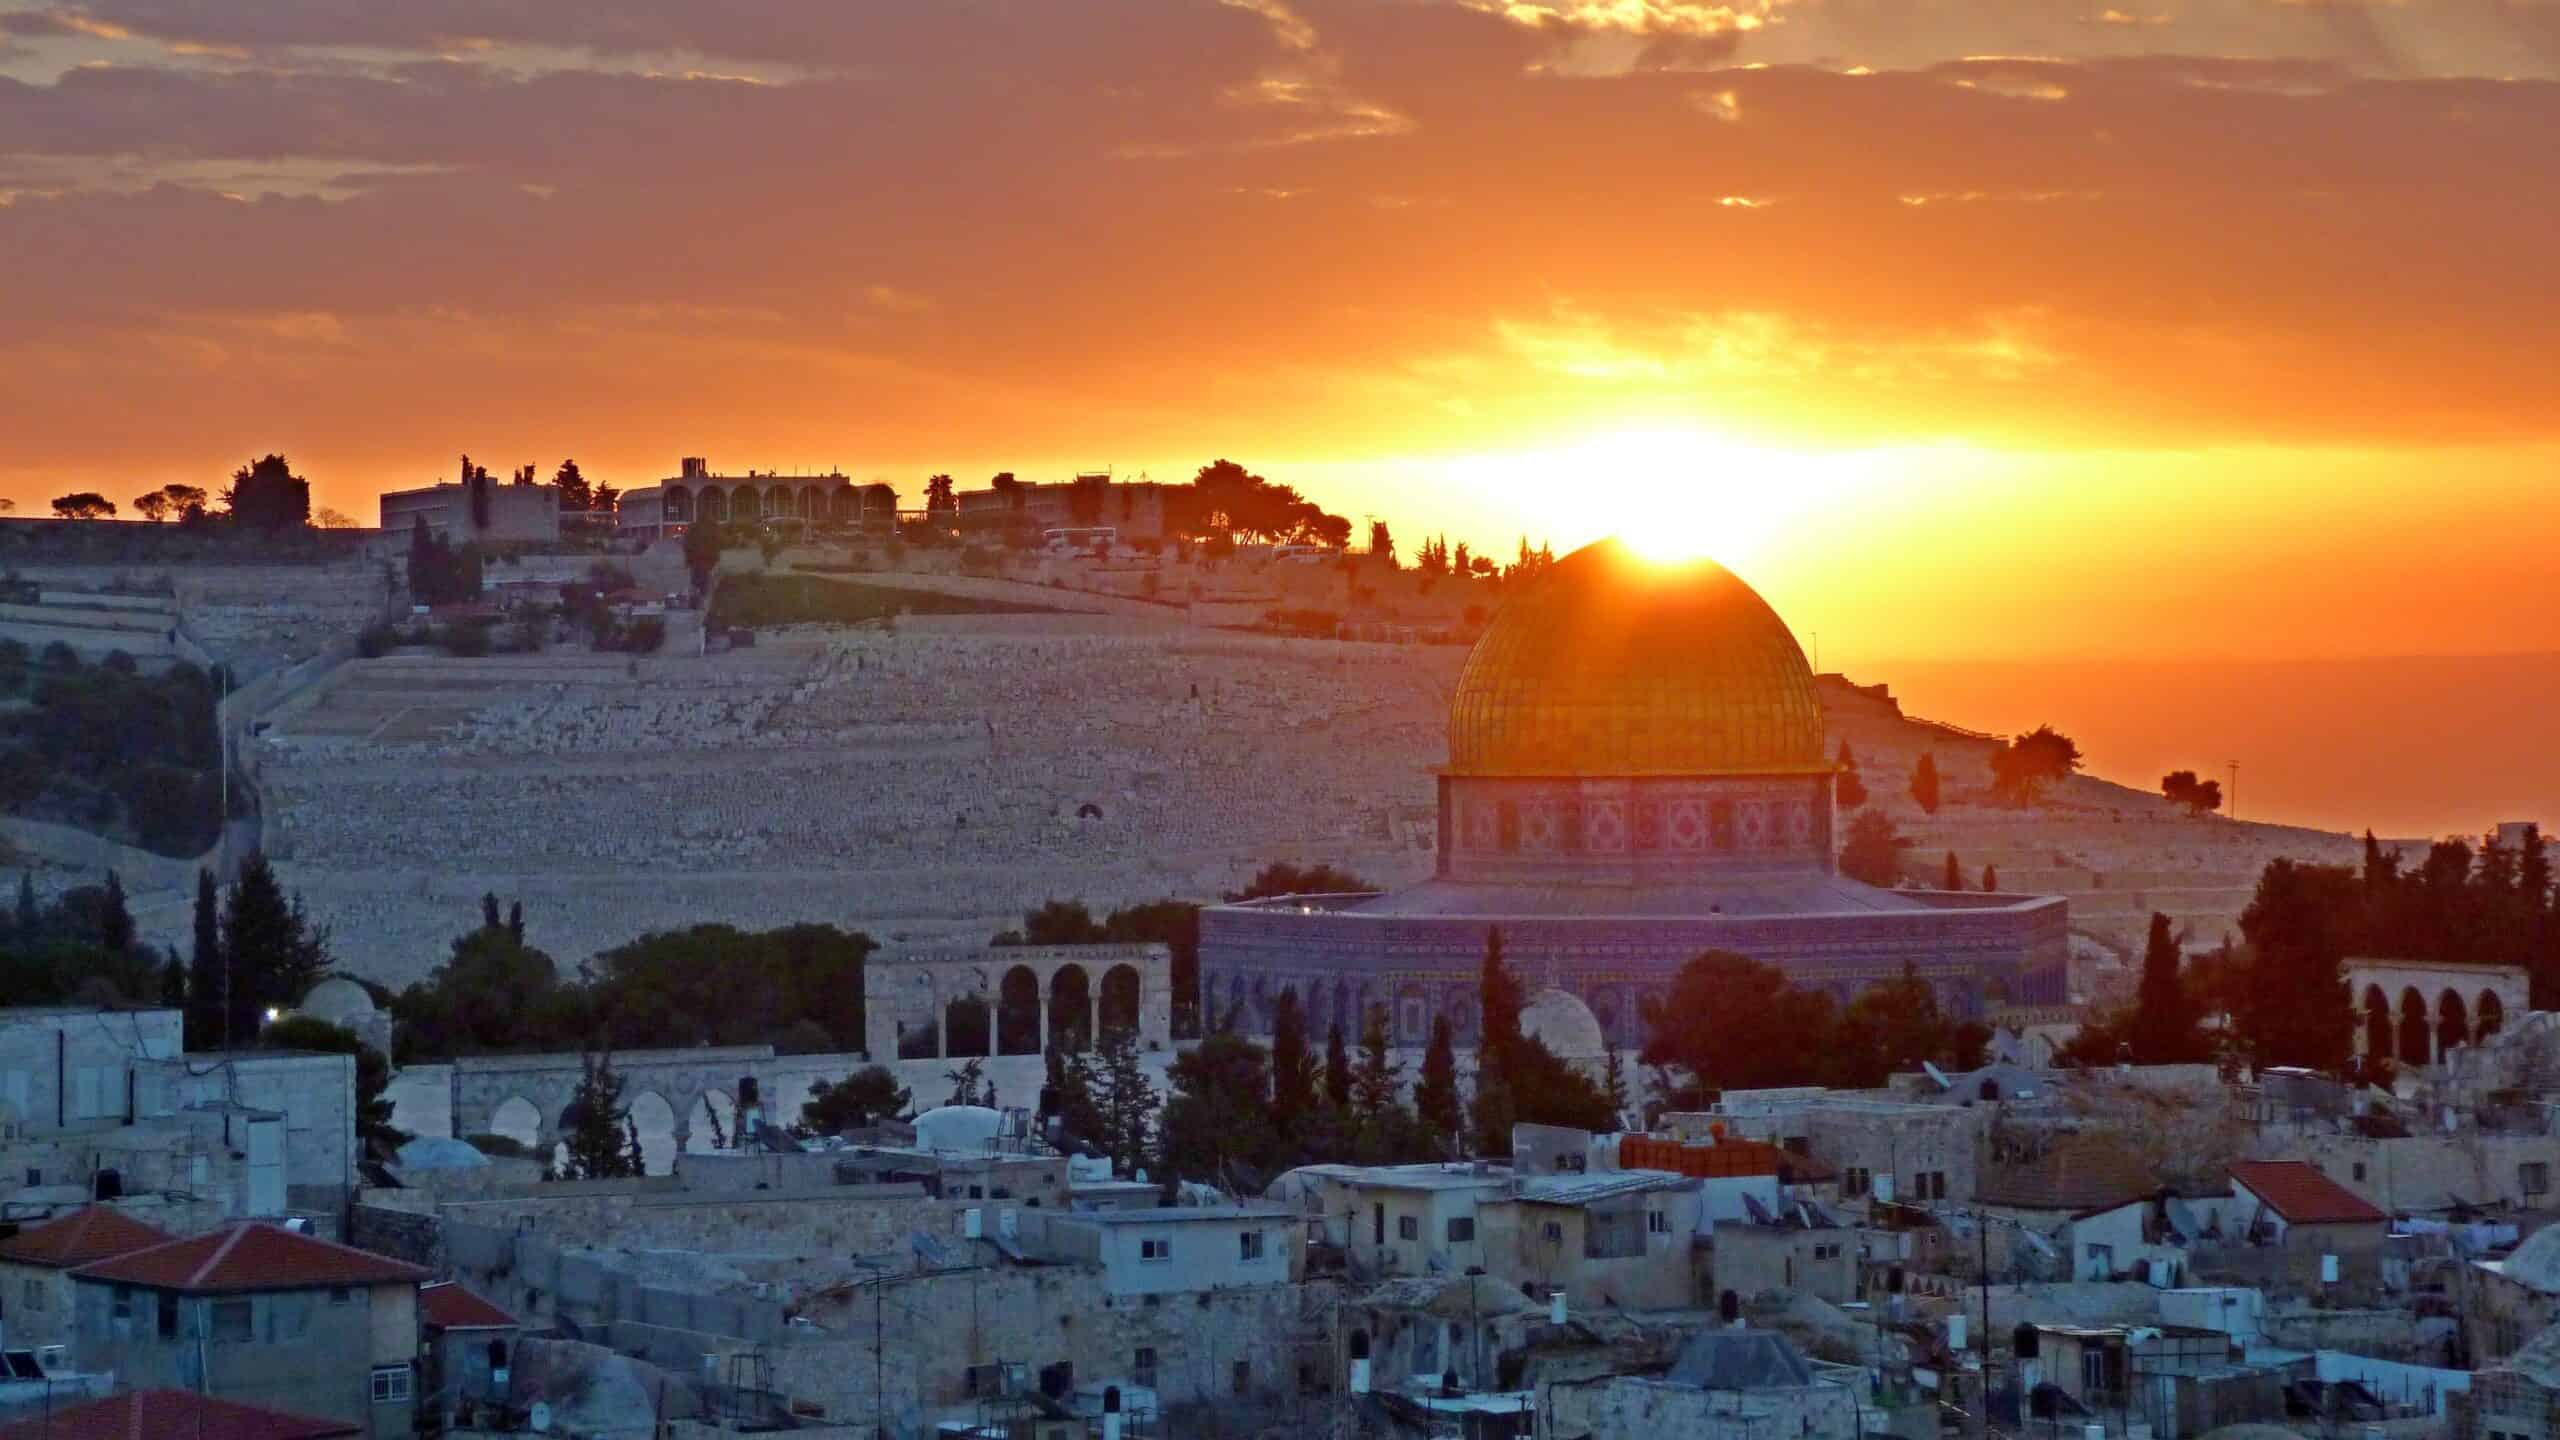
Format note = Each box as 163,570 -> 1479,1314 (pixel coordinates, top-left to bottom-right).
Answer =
1198,539 -> 2069,1053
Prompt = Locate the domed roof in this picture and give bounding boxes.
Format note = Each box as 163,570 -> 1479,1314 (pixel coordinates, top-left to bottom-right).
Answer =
1520,988 -> 1607,1059
1447,539 -> 1824,778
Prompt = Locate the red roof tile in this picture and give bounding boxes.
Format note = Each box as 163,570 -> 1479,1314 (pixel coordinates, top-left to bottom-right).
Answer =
2230,1160 -> 2388,1225
0,1206 -> 174,1269
1976,1135 -> 2157,1215
0,1389 -> 359,1440
419,1280 -> 517,1330
69,1222 -> 428,1294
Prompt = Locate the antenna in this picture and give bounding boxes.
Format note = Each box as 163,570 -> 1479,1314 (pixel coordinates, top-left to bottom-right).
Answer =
2227,760 -> 2239,820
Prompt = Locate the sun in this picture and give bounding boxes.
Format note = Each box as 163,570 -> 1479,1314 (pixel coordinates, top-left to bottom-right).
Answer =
1444,425 -> 1851,568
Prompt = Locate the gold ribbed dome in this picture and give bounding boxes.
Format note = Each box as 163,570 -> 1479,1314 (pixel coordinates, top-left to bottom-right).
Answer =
1447,539 -> 1825,777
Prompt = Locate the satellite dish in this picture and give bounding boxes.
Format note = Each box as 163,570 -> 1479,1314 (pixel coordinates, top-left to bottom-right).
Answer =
529,1401 -> 552,1433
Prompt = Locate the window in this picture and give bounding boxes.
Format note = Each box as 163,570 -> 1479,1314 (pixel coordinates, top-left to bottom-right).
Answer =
370,1365 -> 413,1404
1446,1217 -> 1475,1243
1139,1237 -> 1171,1262
1239,1230 -> 1266,1261
2085,1243 -> 2116,1276
1648,1210 -> 1670,1235
2524,1163 -> 2551,1197
2352,1162 -> 2368,1183
1916,1171 -> 1947,1201
111,1287 -> 134,1323
1842,1167 -> 1871,1198
328,1287 -> 354,1306
211,1299 -> 252,1341
157,1292 -> 178,1340
1397,1216 -> 1419,1242
1813,1243 -> 1842,1261
1134,1348 -> 1159,1388
1233,1358 -> 1252,1395
1541,1221 -> 1564,1244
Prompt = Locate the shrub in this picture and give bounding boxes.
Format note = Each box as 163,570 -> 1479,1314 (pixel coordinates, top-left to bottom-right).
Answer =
438,621 -> 492,658
356,623 -> 397,659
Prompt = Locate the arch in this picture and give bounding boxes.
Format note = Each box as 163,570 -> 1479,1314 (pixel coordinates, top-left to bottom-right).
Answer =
1395,983 -> 1432,1047
2438,989 -> 2469,1056
797,485 -> 821,520
697,486 -> 728,522
1099,964 -> 1142,1042
626,1090 -> 679,1176
766,484 -> 793,518
896,1012 -> 940,1061
688,1089 -> 737,1154
998,965 -> 1043,1055
831,488 -> 860,523
486,1096 -> 543,1154
2479,989 -> 2506,1042
1050,964 -> 1093,1055
2398,988 -> 2430,1066
945,994 -> 993,1058
663,485 -> 692,523
2362,985 -> 2391,1061
730,486 -> 758,520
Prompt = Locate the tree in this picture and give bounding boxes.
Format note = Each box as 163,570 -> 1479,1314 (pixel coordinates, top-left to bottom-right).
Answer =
2162,770 -> 2224,816
312,507 -> 356,529
1367,519 -> 1395,567
1838,809 -> 1906,887
682,517 -> 725,593
1988,724 -> 2082,807
158,945 -> 187,1010
1347,1004 -> 1418,1162
1269,988 -> 1317,1146
1225,861 -> 1373,901
1472,927 -> 1612,1152
1641,950 -> 1836,1102
1981,864 -> 1999,892
160,484 -> 208,521
1835,740 -> 1868,810
185,867 -> 221,1048
218,853 -> 332,1046
1159,1031 -> 1278,1187
800,1067 -> 912,1135
132,490 -> 172,523
392,913 -> 585,1060
262,1015 -> 404,1150
1414,1015 -> 1463,1153
552,459 -> 593,512
944,1057 -> 988,1108
1911,753 -> 1942,814
2125,912 -> 2211,1064
2236,860 -> 2360,1072
556,1054 -> 638,1180
1088,1026 -> 1160,1175
1324,1021 -> 1352,1110
224,454 -> 311,531
51,493 -> 115,520
1943,851 -> 1962,892
1601,1048 -> 1629,1126
925,474 -> 957,518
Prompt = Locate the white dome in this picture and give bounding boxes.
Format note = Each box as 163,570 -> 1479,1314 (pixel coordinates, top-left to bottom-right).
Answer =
299,977 -> 379,1025
912,1105 -> 1005,1154
1521,988 -> 1607,1059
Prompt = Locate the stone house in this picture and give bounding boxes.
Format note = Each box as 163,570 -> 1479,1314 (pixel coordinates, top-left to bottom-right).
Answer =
1285,1162 -> 1512,1279
1713,1206 -> 1859,1305
1975,1133 -> 2159,1281
67,1221 -> 429,1440
1701,1096 -> 1985,1213
1545,1327 -> 1860,1440
1022,1204 -> 1299,1298
1475,1171 -> 1706,1311
2453,1322 -> 2560,1440
2227,1159 -> 2389,1301
2466,1227 -> 2560,1364
417,1279 -> 519,1431
0,1204 -> 172,1350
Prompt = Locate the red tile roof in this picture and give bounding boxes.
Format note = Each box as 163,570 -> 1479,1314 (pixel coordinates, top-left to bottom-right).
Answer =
2230,1160 -> 2388,1225
419,1279 -> 517,1330
69,1222 -> 429,1294
1976,1135 -> 2157,1216
0,1389 -> 359,1440
0,1206 -> 175,1269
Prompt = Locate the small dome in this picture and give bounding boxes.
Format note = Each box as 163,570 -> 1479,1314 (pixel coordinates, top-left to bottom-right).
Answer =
913,1105 -> 1005,1154
1447,539 -> 1824,778
298,977 -> 379,1024
1520,988 -> 1607,1060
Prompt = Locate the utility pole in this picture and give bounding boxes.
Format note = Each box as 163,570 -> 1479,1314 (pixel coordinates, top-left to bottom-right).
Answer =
2228,760 -> 2239,821
1977,1209 -> 1992,1440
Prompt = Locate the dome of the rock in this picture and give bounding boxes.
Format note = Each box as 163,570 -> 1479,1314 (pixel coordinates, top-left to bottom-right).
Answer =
1446,538 -> 1824,779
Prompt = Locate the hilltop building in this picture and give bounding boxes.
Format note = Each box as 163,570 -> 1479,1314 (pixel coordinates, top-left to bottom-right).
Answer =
1199,539 -> 2068,1053
614,456 -> 896,538
377,461 -> 561,544
950,473 -> 1172,542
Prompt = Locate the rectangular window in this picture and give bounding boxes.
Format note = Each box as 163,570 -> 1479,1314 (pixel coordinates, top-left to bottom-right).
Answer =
111,1287 -> 133,1323
1239,1230 -> 1266,1261
328,1286 -> 354,1305
1398,1216 -> 1419,1242
1843,1168 -> 1870,1199
371,1365 -> 413,1404
157,1292 -> 178,1340
2352,1162 -> 2368,1183
1446,1217 -> 1475,1243
1134,1348 -> 1159,1388
211,1299 -> 252,1341
1140,1237 -> 1171,1262
2523,1163 -> 2550,1196
1648,1210 -> 1670,1235
1233,1359 -> 1251,1396
1541,1221 -> 1564,1244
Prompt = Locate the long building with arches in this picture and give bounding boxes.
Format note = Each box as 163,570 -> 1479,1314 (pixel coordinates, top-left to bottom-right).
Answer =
615,456 -> 898,538
1198,538 -> 2070,1056
2349,957 -> 2525,1069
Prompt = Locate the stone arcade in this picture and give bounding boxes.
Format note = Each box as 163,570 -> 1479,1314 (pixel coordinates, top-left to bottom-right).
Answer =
1199,538 -> 2069,1050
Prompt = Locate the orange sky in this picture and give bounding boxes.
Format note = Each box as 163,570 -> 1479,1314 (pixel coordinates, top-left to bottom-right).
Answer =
4,0 -> 2558,666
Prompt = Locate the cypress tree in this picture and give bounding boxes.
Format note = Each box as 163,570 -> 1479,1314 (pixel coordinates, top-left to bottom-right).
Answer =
1911,753 -> 1941,815
1944,851 -> 1962,892
219,853 -> 332,1043
1323,1021 -> 1352,1111
186,868 -> 222,1048
507,900 -> 525,945
1982,864 -> 1998,893
99,870 -> 133,953
13,871 -> 35,933
2127,911 -> 2208,1064
1415,1015 -> 1463,1153
1269,989 -> 1316,1147
158,945 -> 188,1010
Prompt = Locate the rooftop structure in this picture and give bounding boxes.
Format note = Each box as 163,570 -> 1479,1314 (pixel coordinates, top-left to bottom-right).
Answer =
0,1389 -> 359,1440
72,1220 -> 430,1293
1202,538 -> 2069,1053
615,456 -> 895,538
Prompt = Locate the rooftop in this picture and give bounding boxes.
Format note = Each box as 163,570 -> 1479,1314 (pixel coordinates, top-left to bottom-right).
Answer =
1068,1204 -> 1294,1226
71,1222 -> 430,1294
418,1280 -> 518,1330
1514,1172 -> 1700,1205
0,1389 -> 359,1440
2230,1161 -> 2388,1225
1293,1163 -> 1514,1192
1976,1135 -> 2156,1215
0,1205 -> 174,1269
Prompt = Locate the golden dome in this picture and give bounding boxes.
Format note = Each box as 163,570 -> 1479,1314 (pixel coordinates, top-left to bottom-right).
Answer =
1446,539 -> 1825,777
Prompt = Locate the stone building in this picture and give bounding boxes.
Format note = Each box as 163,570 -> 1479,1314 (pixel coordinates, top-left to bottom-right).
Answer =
2226,1159 -> 2389,1302
952,474 -> 1172,542
378,463 -> 561,544
615,457 -> 896,539
2349,958 -> 2526,1068
2454,1322 -> 2560,1440
1200,539 -> 2069,1053
0,1204 -> 173,1349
